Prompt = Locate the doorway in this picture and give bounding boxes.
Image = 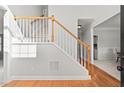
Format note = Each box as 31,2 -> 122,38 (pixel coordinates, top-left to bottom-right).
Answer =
93,14 -> 120,80
121,5 -> 124,86
77,19 -> 93,64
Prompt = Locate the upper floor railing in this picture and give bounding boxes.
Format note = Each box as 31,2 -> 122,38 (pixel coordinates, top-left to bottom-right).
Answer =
14,16 -> 52,42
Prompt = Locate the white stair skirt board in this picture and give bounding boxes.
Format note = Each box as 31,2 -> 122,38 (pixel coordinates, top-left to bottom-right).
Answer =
53,43 -> 89,74
9,43 -> 90,80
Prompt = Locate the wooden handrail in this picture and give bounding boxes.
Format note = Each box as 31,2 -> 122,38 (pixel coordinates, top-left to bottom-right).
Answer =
14,16 -> 52,19
54,19 -> 90,48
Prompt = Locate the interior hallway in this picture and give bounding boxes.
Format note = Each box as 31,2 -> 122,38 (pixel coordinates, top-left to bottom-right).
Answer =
94,60 -> 120,80
1,65 -> 120,87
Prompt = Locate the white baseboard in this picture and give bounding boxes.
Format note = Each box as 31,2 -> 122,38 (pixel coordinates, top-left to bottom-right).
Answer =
11,75 -> 91,80
0,75 -> 91,86
0,80 -> 13,87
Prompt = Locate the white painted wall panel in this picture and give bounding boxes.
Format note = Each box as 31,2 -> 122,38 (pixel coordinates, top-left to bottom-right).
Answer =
9,44 -> 89,80
94,28 -> 120,60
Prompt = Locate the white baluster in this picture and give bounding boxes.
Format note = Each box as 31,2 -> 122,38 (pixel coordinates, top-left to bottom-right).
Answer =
25,19 -> 26,42
44,18 -> 45,42
19,19 -> 21,36
38,19 -> 39,42
66,33 -> 69,54
26,19 -> 28,42
46,19 -> 48,42
35,19 -> 37,42
60,30 -> 62,48
39,19 -> 41,42
30,19 -> 32,42
29,19 -> 31,42
22,19 -> 25,42
41,19 -> 42,42
42,19 -> 44,42
72,38 -> 74,58
33,19 -> 34,42
58,25 -> 60,46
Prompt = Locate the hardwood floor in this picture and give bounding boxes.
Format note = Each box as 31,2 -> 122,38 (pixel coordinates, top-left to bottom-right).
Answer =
2,64 -> 120,87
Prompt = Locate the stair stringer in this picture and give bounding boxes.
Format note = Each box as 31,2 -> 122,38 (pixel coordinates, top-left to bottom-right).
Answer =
53,43 -> 90,76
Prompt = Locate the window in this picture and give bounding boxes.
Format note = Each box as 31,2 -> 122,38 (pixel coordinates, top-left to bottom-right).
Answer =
12,44 -> 36,58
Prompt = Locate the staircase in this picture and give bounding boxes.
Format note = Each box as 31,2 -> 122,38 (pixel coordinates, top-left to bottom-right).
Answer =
14,16 -> 92,77
4,10 -> 92,80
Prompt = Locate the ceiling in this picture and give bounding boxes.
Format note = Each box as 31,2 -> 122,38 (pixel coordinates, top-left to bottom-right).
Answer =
78,19 -> 93,27
78,19 -> 93,31
95,13 -> 120,28
8,5 -> 48,16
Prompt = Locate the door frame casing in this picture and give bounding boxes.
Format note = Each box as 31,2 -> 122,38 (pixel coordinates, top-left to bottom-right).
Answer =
121,5 -> 124,87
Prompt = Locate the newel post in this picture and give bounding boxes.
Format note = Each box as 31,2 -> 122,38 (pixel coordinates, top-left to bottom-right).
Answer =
51,15 -> 55,42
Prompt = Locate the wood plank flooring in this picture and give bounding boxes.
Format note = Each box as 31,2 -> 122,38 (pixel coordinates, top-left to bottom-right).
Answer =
2,64 -> 120,87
